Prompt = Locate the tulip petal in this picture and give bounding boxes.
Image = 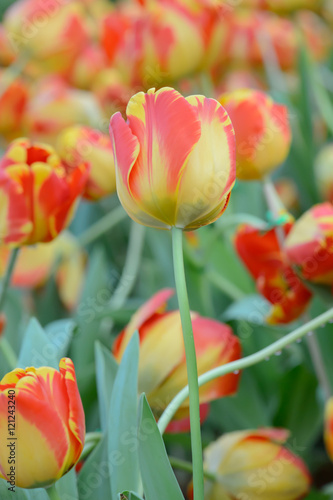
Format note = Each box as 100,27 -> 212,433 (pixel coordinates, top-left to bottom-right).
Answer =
176,95 -> 236,229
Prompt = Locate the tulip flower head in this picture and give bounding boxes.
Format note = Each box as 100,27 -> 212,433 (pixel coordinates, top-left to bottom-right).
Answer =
219,89 -> 291,181
0,358 -> 85,489
235,223 -> 312,324
325,397 -> 333,462
113,289 -> 241,427
189,429 -> 311,499
57,126 -> 116,201
0,138 -> 89,246
109,87 -> 236,230
0,71 -> 28,141
315,143 -> 333,203
284,203 -> 333,286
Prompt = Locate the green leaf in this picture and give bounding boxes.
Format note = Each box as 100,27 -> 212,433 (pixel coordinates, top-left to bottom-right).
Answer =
95,341 -> 118,431
17,318 -> 59,369
44,319 -> 75,359
138,395 -> 185,500
108,333 -> 140,498
55,469 -> 79,499
118,492 -> 144,500
78,434 -> 112,500
222,294 -> 270,324
0,480 -> 28,499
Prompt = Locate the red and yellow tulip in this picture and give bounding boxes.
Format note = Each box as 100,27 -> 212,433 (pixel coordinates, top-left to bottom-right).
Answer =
110,87 -> 236,230
0,71 -> 28,141
315,144 -> 333,203
0,232 -> 86,310
284,203 -> 333,287
0,358 -> 85,489
325,397 -> 333,462
57,125 -> 116,201
235,223 -> 312,324
219,89 -> 291,181
0,138 -> 89,247
113,289 -> 241,427
3,0 -> 89,76
189,429 -> 311,499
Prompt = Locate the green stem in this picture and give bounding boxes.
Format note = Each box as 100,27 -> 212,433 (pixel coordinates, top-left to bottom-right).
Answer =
78,205 -> 126,247
169,456 -> 217,483
171,228 -> 204,500
158,306 -> 333,434
0,248 -> 19,312
45,484 -> 61,500
306,332 -> 332,400
109,222 -> 145,310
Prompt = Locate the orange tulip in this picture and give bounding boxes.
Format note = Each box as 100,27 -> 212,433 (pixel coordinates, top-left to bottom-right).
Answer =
235,223 -> 312,324
0,71 -> 29,141
0,232 -> 86,310
315,144 -> 333,203
0,138 -> 89,246
284,203 -> 333,287
113,289 -> 241,427
3,0 -> 89,76
0,358 -> 85,489
110,87 -> 236,230
189,429 -> 311,500
0,25 -> 15,66
219,89 -> 291,181
57,126 -> 116,201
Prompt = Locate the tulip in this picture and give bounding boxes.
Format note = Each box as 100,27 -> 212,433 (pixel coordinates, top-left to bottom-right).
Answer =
92,68 -> 135,119
67,43 -> 107,90
314,143 -> 333,203
188,429 -> 311,499
0,232 -> 86,310
3,0 -> 89,76
274,178 -> 300,213
0,138 -> 89,246
235,223 -> 312,324
0,25 -> 15,66
325,397 -> 333,462
219,89 -> 291,181
101,2 -> 204,87
284,203 -> 333,286
24,77 -> 104,146
0,71 -> 29,141
0,358 -> 85,488
57,126 -> 116,201
109,87 -> 236,230
113,289 -> 241,427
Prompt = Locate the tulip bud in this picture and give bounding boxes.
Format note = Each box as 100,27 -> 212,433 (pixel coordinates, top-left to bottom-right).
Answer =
24,77 -> 104,147
284,203 -> 333,286
219,89 -> 291,181
325,397 -> 333,462
314,143 -> 333,203
113,289 -> 241,427
0,138 -> 89,246
110,87 -> 236,230
235,223 -> 312,324
57,125 -> 116,201
188,429 -> 311,499
0,358 -> 85,489
0,232 -> 86,310
68,44 -> 107,90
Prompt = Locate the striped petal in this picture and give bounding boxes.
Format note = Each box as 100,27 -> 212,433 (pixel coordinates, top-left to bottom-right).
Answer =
176,95 -> 236,229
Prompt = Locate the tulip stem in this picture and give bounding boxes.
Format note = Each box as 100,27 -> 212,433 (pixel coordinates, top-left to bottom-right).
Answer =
158,306 -> 333,434
78,205 -> 127,247
109,222 -> 145,310
171,227 -> 204,500
0,248 -> 19,312
46,484 -> 61,500
169,456 -> 217,482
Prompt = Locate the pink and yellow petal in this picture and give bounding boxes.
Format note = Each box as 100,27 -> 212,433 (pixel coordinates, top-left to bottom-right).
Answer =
176,95 -> 235,228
